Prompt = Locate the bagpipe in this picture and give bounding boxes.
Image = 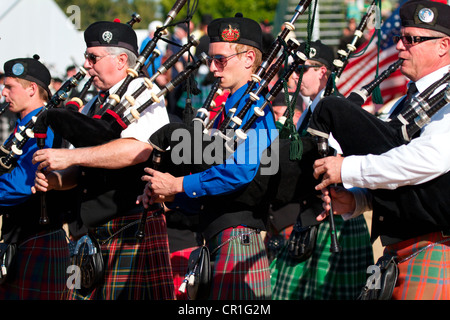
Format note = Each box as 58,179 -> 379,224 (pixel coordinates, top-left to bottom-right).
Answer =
46,52 -> 208,235
31,0 -> 208,235
306,62 -> 450,239
217,0 -> 312,134
33,0 -> 195,149
294,0 -> 380,253
33,48 -> 205,149
307,62 -> 450,156
150,0 -> 313,156
148,0 -> 319,215
0,68 -> 87,176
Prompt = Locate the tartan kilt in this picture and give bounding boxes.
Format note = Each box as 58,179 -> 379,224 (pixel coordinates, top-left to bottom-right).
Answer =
170,246 -> 196,300
207,226 -> 272,300
270,215 -> 373,300
384,231 -> 450,300
68,211 -> 175,300
0,229 -> 70,300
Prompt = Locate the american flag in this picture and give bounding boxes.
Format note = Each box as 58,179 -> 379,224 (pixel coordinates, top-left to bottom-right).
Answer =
336,0 -> 409,110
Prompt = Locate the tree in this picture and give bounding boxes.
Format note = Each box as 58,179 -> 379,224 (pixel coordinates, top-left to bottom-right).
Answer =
55,0 -> 280,31
159,0 -> 279,26
55,0 -> 159,30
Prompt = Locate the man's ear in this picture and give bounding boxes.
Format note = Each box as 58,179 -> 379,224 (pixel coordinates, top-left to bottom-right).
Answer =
438,36 -> 450,57
27,81 -> 39,97
244,49 -> 256,69
318,65 -> 328,80
116,53 -> 129,70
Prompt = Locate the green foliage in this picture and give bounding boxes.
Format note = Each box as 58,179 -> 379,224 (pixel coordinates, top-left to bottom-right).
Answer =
160,0 -> 280,25
54,0 -> 159,30
54,0 -> 280,30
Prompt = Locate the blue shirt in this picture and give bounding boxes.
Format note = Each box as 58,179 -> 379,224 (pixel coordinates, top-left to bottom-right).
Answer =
140,37 -> 162,78
182,82 -> 278,198
0,107 -> 54,207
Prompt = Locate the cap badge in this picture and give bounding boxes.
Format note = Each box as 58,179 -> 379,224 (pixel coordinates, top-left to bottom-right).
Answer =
102,31 -> 113,43
221,25 -> 240,42
12,63 -> 25,76
418,8 -> 434,23
309,47 -> 317,58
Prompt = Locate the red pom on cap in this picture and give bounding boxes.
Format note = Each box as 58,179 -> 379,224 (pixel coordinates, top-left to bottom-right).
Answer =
113,18 -> 121,23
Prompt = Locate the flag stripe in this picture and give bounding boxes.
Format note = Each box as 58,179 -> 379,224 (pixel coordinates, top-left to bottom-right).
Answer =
336,2 -> 409,106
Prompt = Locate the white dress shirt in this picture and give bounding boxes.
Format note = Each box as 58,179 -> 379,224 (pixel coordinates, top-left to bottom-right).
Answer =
346,65 -> 450,218
343,65 -> 450,190
82,77 -> 169,143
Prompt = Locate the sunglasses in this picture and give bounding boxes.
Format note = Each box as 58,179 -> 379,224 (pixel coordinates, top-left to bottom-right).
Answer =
294,64 -> 321,74
393,35 -> 443,46
84,52 -> 111,65
206,51 -> 248,68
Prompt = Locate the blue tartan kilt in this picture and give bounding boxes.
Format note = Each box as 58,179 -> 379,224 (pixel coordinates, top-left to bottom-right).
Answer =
0,228 -> 70,300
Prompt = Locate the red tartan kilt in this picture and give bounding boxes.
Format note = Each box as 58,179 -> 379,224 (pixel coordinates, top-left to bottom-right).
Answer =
170,246 -> 197,300
385,231 -> 450,300
207,226 -> 271,300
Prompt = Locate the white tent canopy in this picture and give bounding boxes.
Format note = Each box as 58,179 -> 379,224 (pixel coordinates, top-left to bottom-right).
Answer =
0,0 -> 86,78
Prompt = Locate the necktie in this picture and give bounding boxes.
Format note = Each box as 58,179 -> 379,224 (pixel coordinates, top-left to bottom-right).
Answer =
389,83 -> 417,119
88,91 -> 109,117
297,107 -> 312,136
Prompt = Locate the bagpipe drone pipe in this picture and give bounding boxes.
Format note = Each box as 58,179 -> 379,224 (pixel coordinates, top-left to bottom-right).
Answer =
324,0 -> 379,96
0,102 -> 9,117
94,0 -> 187,119
307,61 -> 450,241
275,0 -> 378,130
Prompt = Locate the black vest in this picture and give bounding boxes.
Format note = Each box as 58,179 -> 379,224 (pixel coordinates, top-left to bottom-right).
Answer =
78,160 -> 150,228
199,160 -> 273,241
371,171 -> 450,245
0,190 -> 72,242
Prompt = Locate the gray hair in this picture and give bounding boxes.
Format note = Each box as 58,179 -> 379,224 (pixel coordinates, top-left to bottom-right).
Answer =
104,46 -> 137,67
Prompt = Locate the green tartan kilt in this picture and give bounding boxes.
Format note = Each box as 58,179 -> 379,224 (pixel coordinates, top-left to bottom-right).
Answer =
270,215 -> 373,300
